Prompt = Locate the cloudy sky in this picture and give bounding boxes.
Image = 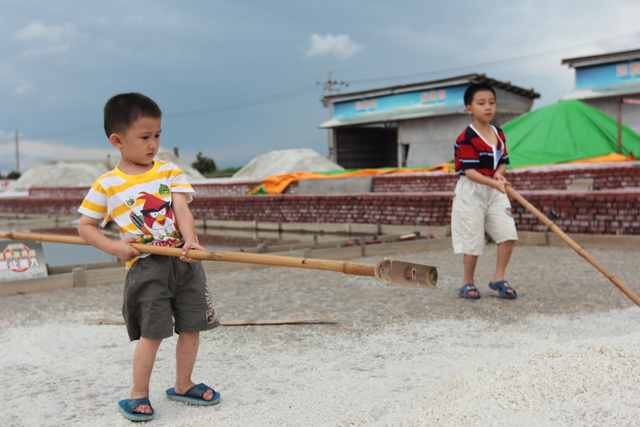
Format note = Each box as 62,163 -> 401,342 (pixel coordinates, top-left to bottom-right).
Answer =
1,1 -> 639,174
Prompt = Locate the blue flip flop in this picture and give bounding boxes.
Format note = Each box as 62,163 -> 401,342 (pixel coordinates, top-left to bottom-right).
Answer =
166,383 -> 220,406
459,283 -> 480,299
489,280 -> 517,299
118,397 -> 154,422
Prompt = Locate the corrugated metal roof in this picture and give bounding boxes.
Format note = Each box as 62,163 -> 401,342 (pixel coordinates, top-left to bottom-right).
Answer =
562,48 -> 640,69
320,103 -> 463,129
322,73 -> 539,104
561,81 -> 640,101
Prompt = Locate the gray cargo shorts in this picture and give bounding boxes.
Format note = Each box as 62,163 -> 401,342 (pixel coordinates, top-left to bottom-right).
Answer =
122,254 -> 220,341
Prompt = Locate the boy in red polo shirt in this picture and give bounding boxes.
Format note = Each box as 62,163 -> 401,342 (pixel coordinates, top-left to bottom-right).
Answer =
452,83 -> 518,300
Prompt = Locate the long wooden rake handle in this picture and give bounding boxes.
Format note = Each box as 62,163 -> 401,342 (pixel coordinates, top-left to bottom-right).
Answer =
506,185 -> 640,308
0,230 -> 437,288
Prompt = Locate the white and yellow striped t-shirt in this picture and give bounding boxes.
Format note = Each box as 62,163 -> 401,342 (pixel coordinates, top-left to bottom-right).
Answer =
78,161 -> 195,267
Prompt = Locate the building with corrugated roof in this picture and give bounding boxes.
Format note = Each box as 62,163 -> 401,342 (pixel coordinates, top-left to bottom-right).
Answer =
320,73 -> 539,169
562,48 -> 640,138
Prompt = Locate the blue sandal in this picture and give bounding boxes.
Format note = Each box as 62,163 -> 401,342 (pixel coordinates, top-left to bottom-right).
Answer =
118,397 -> 154,421
459,283 -> 480,299
489,280 -> 517,299
166,383 -> 220,406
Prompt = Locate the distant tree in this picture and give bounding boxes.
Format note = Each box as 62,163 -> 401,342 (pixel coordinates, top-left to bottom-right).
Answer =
191,152 -> 217,175
6,171 -> 21,179
217,166 -> 242,175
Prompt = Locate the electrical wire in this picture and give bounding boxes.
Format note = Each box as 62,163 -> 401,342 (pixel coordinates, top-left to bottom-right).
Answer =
344,31 -> 640,87
7,30 -> 639,143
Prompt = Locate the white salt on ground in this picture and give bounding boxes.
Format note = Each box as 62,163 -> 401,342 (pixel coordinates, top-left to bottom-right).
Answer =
8,160 -> 110,192
233,149 -> 343,179
2,244 -> 639,426
8,147 -> 203,192
2,307 -> 640,426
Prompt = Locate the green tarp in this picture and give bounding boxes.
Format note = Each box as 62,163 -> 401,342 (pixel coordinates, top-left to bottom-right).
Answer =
502,100 -> 640,168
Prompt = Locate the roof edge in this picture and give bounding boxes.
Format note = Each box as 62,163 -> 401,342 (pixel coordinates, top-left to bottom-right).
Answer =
322,73 -> 539,104
562,48 -> 640,68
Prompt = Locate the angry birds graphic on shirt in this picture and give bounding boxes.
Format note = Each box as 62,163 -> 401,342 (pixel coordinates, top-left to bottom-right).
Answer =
129,191 -> 175,236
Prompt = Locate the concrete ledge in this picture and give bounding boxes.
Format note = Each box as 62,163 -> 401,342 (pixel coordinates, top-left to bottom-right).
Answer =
1,232 -> 635,297
0,272 -> 74,296
194,219 -> 450,237
517,231 -> 640,249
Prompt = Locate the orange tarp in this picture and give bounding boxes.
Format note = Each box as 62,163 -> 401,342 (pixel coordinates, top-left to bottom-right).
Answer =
565,152 -> 635,164
247,153 -> 636,195
247,163 -> 453,195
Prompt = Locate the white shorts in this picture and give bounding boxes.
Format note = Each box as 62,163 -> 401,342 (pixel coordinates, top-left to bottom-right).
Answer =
451,176 -> 518,255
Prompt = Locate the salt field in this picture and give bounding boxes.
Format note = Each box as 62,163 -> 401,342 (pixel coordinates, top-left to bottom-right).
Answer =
2,244 -> 640,426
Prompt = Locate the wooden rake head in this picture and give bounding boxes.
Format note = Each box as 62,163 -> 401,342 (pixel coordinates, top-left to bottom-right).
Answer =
375,258 -> 438,288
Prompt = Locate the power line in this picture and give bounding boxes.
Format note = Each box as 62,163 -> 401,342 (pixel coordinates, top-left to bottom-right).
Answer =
166,85 -> 317,118
343,31 -> 640,87
9,84 -> 318,141
9,30 -> 639,143
22,125 -> 101,140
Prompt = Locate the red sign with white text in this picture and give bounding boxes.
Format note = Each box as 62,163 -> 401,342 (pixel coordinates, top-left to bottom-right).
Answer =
0,241 -> 48,281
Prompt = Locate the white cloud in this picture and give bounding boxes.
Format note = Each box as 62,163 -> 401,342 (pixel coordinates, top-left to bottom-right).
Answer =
306,33 -> 362,59
13,20 -> 76,43
12,20 -> 79,59
13,84 -> 32,95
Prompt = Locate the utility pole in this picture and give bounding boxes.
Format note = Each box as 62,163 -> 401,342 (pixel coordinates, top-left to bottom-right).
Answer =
317,71 -> 348,163
317,70 -> 348,99
617,98 -> 622,154
15,130 -> 19,173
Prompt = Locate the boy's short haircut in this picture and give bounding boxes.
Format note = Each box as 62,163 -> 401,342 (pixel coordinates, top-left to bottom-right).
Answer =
463,83 -> 496,106
104,92 -> 162,137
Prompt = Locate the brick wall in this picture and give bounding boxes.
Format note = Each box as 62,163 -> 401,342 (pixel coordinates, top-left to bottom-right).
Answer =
25,162 -> 640,197
4,163 -> 639,235
512,190 -> 640,235
192,180 -> 262,196
3,189 -> 639,235
372,162 -> 640,193
29,186 -> 91,198
188,193 -> 453,226
27,180 -> 263,198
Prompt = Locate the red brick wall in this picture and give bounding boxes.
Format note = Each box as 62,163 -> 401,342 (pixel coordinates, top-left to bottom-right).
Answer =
25,163 -> 640,197
27,181 -> 263,198
188,193 -> 453,226
192,181 -> 262,196
1,196 -> 83,215
4,163 -> 639,235
512,190 -> 640,235
2,190 -> 639,235
29,186 -> 91,198
371,163 -> 640,193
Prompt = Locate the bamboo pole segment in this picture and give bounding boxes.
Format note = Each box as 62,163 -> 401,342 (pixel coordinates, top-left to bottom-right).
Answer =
0,230 -> 437,288
84,316 -> 339,326
506,185 -> 640,308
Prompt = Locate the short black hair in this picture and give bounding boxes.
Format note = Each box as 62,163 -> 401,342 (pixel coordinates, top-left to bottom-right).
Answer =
103,93 -> 162,137
463,83 -> 496,106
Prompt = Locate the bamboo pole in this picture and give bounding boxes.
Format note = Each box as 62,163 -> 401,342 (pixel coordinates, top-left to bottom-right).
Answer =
506,185 -> 640,308
0,230 -> 437,288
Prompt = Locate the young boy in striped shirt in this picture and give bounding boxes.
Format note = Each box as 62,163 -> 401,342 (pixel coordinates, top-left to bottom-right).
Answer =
452,83 -> 518,300
78,93 -> 220,421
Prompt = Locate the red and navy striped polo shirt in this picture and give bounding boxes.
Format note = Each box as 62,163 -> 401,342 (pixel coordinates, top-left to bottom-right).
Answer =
454,125 -> 510,177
